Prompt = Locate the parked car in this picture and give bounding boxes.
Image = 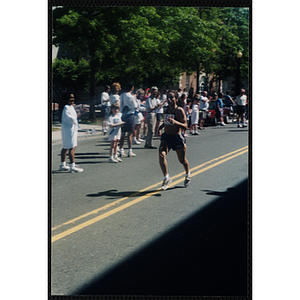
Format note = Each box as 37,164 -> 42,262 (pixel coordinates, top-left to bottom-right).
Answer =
204,100 -> 232,125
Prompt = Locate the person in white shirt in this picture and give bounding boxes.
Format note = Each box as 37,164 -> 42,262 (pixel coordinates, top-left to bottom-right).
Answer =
109,82 -> 121,106
191,95 -> 200,135
101,85 -> 110,134
199,91 -> 210,130
107,104 -> 125,163
132,90 -> 146,145
59,92 -> 87,173
154,92 -> 167,136
119,83 -> 138,157
145,86 -> 164,149
235,89 -> 247,127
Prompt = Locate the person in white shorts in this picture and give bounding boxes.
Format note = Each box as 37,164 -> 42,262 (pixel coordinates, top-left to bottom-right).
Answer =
107,104 -> 125,163
190,95 -> 200,135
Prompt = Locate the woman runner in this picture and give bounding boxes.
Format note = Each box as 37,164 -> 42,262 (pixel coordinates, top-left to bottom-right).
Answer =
158,90 -> 191,190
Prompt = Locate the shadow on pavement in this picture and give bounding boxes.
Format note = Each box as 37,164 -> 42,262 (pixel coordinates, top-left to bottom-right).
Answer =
86,189 -> 162,199
74,179 -> 249,297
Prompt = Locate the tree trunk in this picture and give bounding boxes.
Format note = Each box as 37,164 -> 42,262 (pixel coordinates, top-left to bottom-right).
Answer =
89,49 -> 96,120
196,63 -> 200,94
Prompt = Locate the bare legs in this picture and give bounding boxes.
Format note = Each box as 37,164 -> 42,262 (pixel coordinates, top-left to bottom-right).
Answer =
119,132 -> 133,150
159,142 -> 189,176
110,140 -> 118,157
61,147 -> 75,164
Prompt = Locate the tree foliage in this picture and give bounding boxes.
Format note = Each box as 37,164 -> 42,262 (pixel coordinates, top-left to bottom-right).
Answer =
52,6 -> 249,115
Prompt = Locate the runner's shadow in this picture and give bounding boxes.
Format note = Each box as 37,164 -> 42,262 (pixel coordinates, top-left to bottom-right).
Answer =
87,189 -> 162,199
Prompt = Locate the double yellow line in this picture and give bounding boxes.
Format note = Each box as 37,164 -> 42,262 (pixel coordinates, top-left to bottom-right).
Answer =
52,146 -> 248,243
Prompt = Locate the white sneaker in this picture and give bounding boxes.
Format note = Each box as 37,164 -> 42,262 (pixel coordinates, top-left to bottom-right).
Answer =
128,152 -> 136,157
119,150 -> 126,157
221,122 -> 226,126
109,157 -> 118,163
59,165 -> 70,171
133,139 -> 141,145
114,156 -> 122,162
238,124 -> 242,128
184,175 -> 191,187
161,178 -> 172,190
70,165 -> 83,173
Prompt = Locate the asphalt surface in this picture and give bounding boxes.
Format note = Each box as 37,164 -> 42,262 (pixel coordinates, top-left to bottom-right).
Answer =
51,122 -> 250,297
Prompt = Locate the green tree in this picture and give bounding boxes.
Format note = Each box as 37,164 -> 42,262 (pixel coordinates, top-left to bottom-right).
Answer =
53,7 -> 120,119
202,7 -> 249,93
52,6 -> 249,107
52,58 -> 89,97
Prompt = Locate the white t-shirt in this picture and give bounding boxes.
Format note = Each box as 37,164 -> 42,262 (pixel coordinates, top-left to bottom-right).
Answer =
199,96 -> 209,111
155,99 -> 164,114
107,113 -> 123,141
101,92 -> 110,107
236,95 -> 247,106
110,94 -> 120,106
191,103 -> 199,125
61,105 -> 78,149
120,92 -> 137,115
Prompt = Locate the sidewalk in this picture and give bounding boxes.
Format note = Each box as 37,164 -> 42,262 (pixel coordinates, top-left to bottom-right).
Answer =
52,122 -> 104,144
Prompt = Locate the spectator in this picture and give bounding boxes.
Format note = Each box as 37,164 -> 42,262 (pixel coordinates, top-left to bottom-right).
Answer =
235,89 -> 247,127
179,93 -> 187,106
155,92 -> 167,136
100,85 -> 111,134
199,91 -> 210,130
107,104 -> 125,163
224,90 -> 234,109
133,90 -> 146,144
158,90 -> 191,190
59,92 -> 87,173
109,82 -> 121,106
216,92 -> 226,126
178,88 -> 182,98
190,94 -> 200,135
183,88 -> 188,98
119,83 -> 138,157
145,86 -> 162,149
183,98 -> 192,137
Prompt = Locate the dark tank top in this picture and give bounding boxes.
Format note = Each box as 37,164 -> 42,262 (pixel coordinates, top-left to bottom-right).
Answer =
163,107 -> 180,125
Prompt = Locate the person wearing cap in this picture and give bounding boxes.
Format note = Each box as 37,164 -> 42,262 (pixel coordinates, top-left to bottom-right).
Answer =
145,86 -> 163,149
235,89 -> 247,127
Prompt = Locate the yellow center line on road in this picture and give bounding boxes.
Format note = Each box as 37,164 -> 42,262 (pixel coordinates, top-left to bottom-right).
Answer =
52,145 -> 248,232
52,146 -> 248,243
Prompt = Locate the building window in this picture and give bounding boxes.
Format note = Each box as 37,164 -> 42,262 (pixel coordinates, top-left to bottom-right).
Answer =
186,75 -> 189,91
199,76 -> 208,92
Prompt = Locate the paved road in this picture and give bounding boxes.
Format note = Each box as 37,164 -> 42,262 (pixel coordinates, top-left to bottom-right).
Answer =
51,123 -> 250,297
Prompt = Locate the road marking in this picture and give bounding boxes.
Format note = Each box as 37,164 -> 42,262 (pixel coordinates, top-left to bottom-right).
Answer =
52,145 -> 248,231
52,146 -> 248,243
